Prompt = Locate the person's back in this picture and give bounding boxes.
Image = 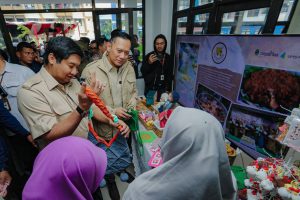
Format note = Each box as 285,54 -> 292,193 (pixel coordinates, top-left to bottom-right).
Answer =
123,107 -> 236,200
23,136 -> 107,200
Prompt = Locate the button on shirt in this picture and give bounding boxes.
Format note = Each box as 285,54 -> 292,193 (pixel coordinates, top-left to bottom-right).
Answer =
18,67 -> 89,148
0,62 -> 35,131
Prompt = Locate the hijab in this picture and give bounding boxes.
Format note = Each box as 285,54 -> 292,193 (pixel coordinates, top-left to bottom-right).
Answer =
23,136 -> 107,200
123,107 -> 236,200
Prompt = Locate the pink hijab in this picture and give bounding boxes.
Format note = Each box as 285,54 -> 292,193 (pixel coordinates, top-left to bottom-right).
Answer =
23,136 -> 107,200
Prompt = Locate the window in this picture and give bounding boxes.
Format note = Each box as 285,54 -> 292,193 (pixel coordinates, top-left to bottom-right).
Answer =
121,0 -> 142,8
247,9 -> 260,17
1,3 -> 91,10
25,4 -> 35,9
221,8 -> 269,35
193,13 -> 210,34
5,12 -> 94,43
43,4 -> 52,9
273,25 -> 285,34
278,0 -> 295,21
177,0 -> 190,11
95,0 -> 118,8
177,17 -> 188,35
98,14 -> 117,39
282,3 -> 289,12
194,0 -> 214,7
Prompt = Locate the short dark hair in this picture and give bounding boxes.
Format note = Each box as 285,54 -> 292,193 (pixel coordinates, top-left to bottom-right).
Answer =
44,37 -> 83,65
0,49 -> 8,61
80,37 -> 90,45
99,37 -> 108,45
16,42 -> 34,52
110,29 -> 131,43
91,37 -> 108,48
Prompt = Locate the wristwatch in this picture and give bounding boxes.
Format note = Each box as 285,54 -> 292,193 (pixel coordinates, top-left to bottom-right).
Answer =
76,106 -> 88,118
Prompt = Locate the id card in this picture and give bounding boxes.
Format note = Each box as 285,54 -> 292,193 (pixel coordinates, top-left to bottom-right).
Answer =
160,75 -> 164,81
2,97 -> 11,111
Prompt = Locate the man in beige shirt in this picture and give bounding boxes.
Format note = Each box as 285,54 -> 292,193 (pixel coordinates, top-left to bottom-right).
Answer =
18,37 -> 128,150
82,30 -> 137,200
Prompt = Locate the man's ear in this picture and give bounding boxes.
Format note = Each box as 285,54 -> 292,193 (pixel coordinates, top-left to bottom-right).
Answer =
16,51 -> 21,59
106,42 -> 112,52
48,53 -> 57,65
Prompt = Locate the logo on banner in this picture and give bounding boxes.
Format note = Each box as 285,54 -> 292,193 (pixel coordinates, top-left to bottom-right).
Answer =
212,42 -> 227,64
280,52 -> 286,59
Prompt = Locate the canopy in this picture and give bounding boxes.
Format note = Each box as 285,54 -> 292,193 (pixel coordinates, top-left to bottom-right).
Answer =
6,21 -> 78,37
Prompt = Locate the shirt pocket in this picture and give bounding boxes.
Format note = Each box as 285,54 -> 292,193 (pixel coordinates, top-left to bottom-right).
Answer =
125,76 -> 136,93
52,104 -> 73,120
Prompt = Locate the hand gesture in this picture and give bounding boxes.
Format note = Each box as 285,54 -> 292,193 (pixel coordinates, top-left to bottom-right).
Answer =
27,134 -> 37,148
78,73 -> 104,111
109,119 -> 130,138
0,171 -> 11,186
148,54 -> 158,64
115,107 -> 132,120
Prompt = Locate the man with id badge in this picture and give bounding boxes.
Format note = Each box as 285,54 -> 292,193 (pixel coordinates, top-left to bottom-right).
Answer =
141,34 -> 173,101
0,49 -> 37,199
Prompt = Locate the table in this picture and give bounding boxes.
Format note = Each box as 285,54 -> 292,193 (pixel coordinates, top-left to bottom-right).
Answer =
131,121 -> 161,176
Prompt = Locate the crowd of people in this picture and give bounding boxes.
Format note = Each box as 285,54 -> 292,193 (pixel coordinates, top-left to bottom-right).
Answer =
0,29 -> 237,200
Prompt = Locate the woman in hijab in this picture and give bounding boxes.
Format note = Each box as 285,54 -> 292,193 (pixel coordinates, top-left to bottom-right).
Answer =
123,107 -> 237,200
22,136 -> 107,200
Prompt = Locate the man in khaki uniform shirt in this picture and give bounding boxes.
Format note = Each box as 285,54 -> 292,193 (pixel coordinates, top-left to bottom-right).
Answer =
82,33 -> 137,140
17,37 -> 110,149
82,30 -> 136,200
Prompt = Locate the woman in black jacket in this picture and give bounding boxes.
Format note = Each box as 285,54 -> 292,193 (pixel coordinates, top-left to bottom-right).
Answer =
141,34 -> 173,101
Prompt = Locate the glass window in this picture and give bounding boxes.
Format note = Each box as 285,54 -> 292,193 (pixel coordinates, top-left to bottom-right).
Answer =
133,10 -> 143,77
98,14 -> 117,39
177,17 -> 188,35
0,31 -> 7,50
121,13 -> 129,33
221,8 -> 269,35
0,3 -> 91,10
193,13 -> 209,34
247,9 -> 260,17
95,0 -> 118,8
4,12 -> 94,46
177,0 -> 190,11
278,0 -> 295,21
194,0 -> 214,7
121,0 -> 142,8
274,25 -> 285,34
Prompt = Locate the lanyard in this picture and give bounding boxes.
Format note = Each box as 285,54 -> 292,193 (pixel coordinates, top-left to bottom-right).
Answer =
160,54 -> 165,69
0,71 -> 6,85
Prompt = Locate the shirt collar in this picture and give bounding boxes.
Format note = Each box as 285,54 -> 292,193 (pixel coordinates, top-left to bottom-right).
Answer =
40,67 -> 73,91
102,52 -> 127,73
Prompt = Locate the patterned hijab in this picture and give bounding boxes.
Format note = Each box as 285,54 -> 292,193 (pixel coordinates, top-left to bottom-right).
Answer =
23,136 -> 107,200
123,107 -> 236,200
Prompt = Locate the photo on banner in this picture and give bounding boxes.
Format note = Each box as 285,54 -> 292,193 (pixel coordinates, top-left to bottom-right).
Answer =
238,65 -> 300,115
225,104 -> 287,157
194,83 -> 231,125
174,42 -> 200,107
174,35 -> 300,158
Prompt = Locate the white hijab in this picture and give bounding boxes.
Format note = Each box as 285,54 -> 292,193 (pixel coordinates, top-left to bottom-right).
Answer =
123,107 -> 236,200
